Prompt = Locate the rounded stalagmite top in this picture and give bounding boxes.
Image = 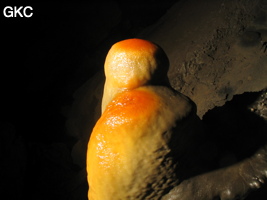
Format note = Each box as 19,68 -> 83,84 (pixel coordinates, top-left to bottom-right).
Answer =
102,38 -> 170,112
104,38 -> 169,89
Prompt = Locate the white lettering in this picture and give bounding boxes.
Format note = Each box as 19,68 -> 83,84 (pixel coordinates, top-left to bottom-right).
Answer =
3,6 -> 33,18
3,6 -> 13,18
14,6 -> 23,17
23,6 -> 33,18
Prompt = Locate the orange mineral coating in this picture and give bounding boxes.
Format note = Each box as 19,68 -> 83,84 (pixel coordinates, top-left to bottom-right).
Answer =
111,38 -> 158,53
87,87 -> 193,200
87,88 -> 162,200
102,38 -> 169,113
102,89 -> 160,130
87,38 -> 194,200
104,38 -> 158,88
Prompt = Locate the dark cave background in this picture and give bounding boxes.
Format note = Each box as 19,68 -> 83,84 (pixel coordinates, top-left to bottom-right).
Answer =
1,0 -> 177,143
1,1 -> 266,200
1,1 -> 178,199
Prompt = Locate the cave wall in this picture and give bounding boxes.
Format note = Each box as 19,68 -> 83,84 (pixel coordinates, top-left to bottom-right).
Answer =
1,0 -> 267,199
67,0 -> 267,168
140,0 -> 267,117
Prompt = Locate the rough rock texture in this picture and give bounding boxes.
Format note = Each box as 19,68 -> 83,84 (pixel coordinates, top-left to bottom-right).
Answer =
140,0 -> 267,118
67,0 -> 267,166
66,0 -> 267,199
1,0 -> 267,199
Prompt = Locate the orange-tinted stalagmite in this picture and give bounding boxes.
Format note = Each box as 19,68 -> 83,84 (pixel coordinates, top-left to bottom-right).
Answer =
86,39 -> 197,200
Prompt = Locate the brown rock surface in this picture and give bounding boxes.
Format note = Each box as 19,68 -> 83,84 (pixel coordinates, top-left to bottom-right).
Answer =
140,0 -> 267,118
67,0 -> 267,166
64,0 -> 267,199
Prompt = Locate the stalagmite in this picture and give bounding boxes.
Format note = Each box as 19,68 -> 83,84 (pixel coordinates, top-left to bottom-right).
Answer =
86,39 -> 198,200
